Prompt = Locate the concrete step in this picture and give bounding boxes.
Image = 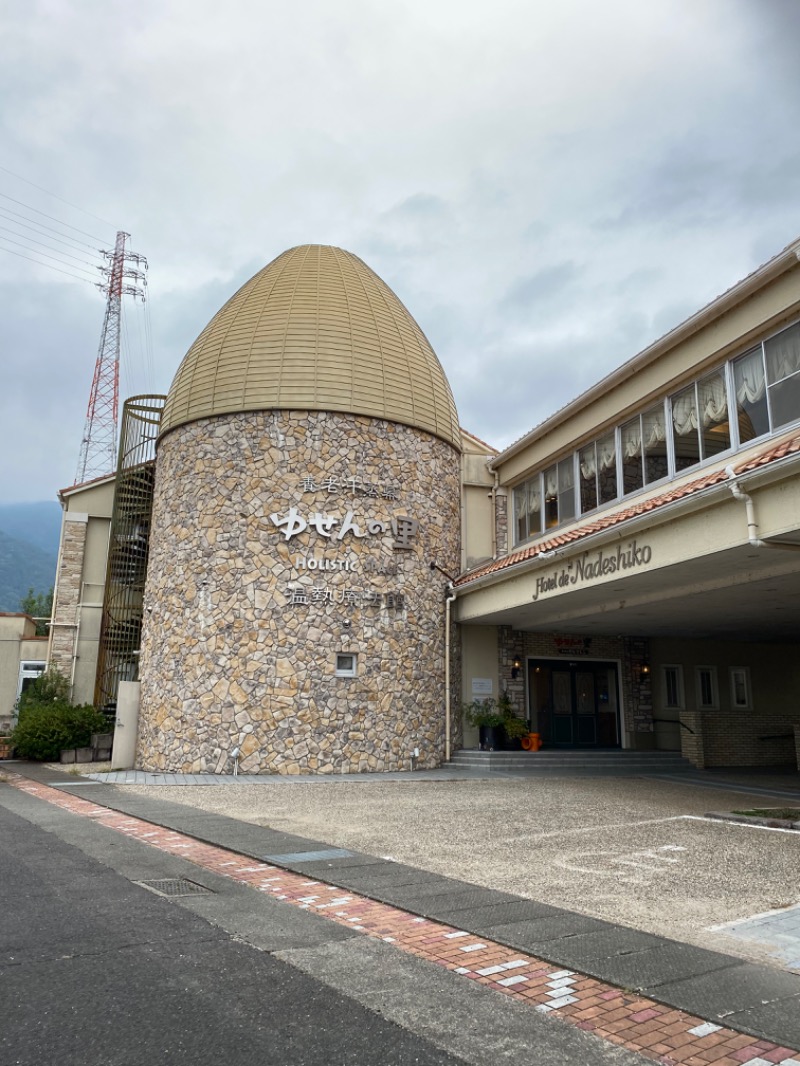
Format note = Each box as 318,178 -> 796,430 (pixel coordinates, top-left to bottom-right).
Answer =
449,749 -> 693,774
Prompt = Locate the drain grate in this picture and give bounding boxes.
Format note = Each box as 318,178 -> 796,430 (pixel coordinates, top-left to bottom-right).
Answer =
135,878 -> 212,898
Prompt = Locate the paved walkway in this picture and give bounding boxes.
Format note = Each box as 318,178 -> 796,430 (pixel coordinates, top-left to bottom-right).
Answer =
5,762 -> 800,1064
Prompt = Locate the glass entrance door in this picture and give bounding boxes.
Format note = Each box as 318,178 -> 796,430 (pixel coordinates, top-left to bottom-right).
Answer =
528,659 -> 620,748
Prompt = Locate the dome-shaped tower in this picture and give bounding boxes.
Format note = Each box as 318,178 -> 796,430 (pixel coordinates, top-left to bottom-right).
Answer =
137,245 -> 461,774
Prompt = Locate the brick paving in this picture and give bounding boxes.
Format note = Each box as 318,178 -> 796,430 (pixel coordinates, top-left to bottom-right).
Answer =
6,771 -> 800,1066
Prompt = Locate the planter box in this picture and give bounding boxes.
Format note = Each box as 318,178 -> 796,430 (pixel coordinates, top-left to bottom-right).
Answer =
75,747 -> 93,763
0,738 -> 14,760
91,733 -> 113,760
60,748 -> 77,764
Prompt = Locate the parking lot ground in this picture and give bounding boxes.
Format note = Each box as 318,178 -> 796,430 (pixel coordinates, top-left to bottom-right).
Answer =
76,768 -> 800,973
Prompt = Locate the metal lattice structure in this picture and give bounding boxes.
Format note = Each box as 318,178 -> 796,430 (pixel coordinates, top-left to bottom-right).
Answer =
94,394 -> 165,712
75,231 -> 148,485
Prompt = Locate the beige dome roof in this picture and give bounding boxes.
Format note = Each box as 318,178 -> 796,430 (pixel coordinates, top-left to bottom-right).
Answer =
160,244 -> 461,449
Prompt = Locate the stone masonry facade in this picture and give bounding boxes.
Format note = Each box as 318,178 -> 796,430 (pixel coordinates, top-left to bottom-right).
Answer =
137,411 -> 461,774
48,515 -> 87,687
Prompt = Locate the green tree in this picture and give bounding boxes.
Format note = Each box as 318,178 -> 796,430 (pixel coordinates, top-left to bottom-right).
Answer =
18,586 -> 53,635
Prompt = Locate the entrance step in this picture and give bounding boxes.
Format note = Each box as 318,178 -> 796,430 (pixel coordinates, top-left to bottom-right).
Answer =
448,749 -> 693,774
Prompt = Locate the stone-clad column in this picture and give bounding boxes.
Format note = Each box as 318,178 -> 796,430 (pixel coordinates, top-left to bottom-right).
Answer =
48,514 -> 87,684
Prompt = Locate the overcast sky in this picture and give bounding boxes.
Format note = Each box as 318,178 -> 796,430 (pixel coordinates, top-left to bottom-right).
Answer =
2,0 -> 799,503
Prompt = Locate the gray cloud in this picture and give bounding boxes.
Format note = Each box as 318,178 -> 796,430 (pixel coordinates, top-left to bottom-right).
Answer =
2,0 -> 800,499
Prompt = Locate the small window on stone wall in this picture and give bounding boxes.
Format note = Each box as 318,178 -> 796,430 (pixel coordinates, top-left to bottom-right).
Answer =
335,653 -> 357,677
730,667 -> 751,709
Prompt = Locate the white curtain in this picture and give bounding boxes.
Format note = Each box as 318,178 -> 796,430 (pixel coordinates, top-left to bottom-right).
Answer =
527,481 -> 541,516
698,371 -> 728,427
672,387 -> 698,437
622,418 -> 642,458
544,466 -> 558,497
765,323 -> 800,384
643,406 -> 667,446
514,486 -> 527,529
598,433 -> 616,470
734,349 -> 766,404
579,445 -> 596,480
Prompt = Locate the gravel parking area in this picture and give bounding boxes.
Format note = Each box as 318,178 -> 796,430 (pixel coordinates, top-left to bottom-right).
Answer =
115,772 -> 800,969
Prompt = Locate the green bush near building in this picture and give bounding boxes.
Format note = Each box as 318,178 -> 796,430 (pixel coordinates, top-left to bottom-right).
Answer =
12,671 -> 106,761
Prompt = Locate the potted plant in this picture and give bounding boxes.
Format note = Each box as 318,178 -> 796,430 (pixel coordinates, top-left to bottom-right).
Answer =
464,698 -> 507,750
502,714 -> 529,750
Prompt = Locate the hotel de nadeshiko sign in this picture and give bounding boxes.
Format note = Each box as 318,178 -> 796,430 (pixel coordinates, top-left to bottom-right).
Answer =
531,539 -> 653,602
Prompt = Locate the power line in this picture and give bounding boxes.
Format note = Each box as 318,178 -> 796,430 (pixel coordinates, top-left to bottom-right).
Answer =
0,241 -> 101,286
0,204 -> 101,253
0,223 -> 104,270
0,164 -> 116,229
0,190 -> 108,243
0,233 -> 100,278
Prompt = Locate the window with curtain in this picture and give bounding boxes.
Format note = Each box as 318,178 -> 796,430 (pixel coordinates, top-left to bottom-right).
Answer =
672,370 -> 731,472
597,432 -> 617,504
543,464 -> 559,528
698,369 -> 731,458
527,478 -> 541,538
643,403 -> 668,483
579,442 -> 598,513
580,432 -> 618,514
765,321 -> 800,430
621,416 -> 643,494
514,483 -> 528,543
733,347 -> 768,442
672,384 -> 701,471
558,457 -> 575,523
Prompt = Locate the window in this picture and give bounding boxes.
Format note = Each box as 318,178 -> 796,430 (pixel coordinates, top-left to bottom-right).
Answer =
730,667 -> 751,709
335,653 -> 357,677
765,321 -> 800,430
513,478 -> 541,543
733,347 -> 769,442
661,665 -> 684,709
16,661 -> 46,705
672,370 -> 731,472
622,403 -> 667,495
695,666 -> 718,709
579,432 -> 617,514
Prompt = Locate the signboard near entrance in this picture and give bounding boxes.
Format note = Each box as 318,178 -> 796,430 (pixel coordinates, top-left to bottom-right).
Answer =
471,678 -> 493,696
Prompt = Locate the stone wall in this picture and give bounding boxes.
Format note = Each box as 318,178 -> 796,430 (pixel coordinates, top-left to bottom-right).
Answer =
137,411 -> 461,774
48,515 -> 87,685
495,491 -> 508,557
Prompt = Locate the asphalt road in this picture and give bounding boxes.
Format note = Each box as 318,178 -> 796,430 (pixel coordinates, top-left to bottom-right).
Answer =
0,782 -> 648,1066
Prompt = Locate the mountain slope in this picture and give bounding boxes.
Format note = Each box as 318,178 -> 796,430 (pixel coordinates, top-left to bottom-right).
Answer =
0,502 -> 61,612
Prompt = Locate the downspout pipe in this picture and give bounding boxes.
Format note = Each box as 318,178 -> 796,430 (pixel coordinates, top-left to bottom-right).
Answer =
725,465 -> 767,546
725,465 -> 800,551
491,471 -> 499,559
444,584 -> 455,763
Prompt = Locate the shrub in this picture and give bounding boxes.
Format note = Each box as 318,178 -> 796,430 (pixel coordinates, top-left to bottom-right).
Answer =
17,669 -> 71,713
12,703 -> 108,761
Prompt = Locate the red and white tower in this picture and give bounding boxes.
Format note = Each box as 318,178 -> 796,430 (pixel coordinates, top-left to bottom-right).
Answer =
74,230 -> 147,484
